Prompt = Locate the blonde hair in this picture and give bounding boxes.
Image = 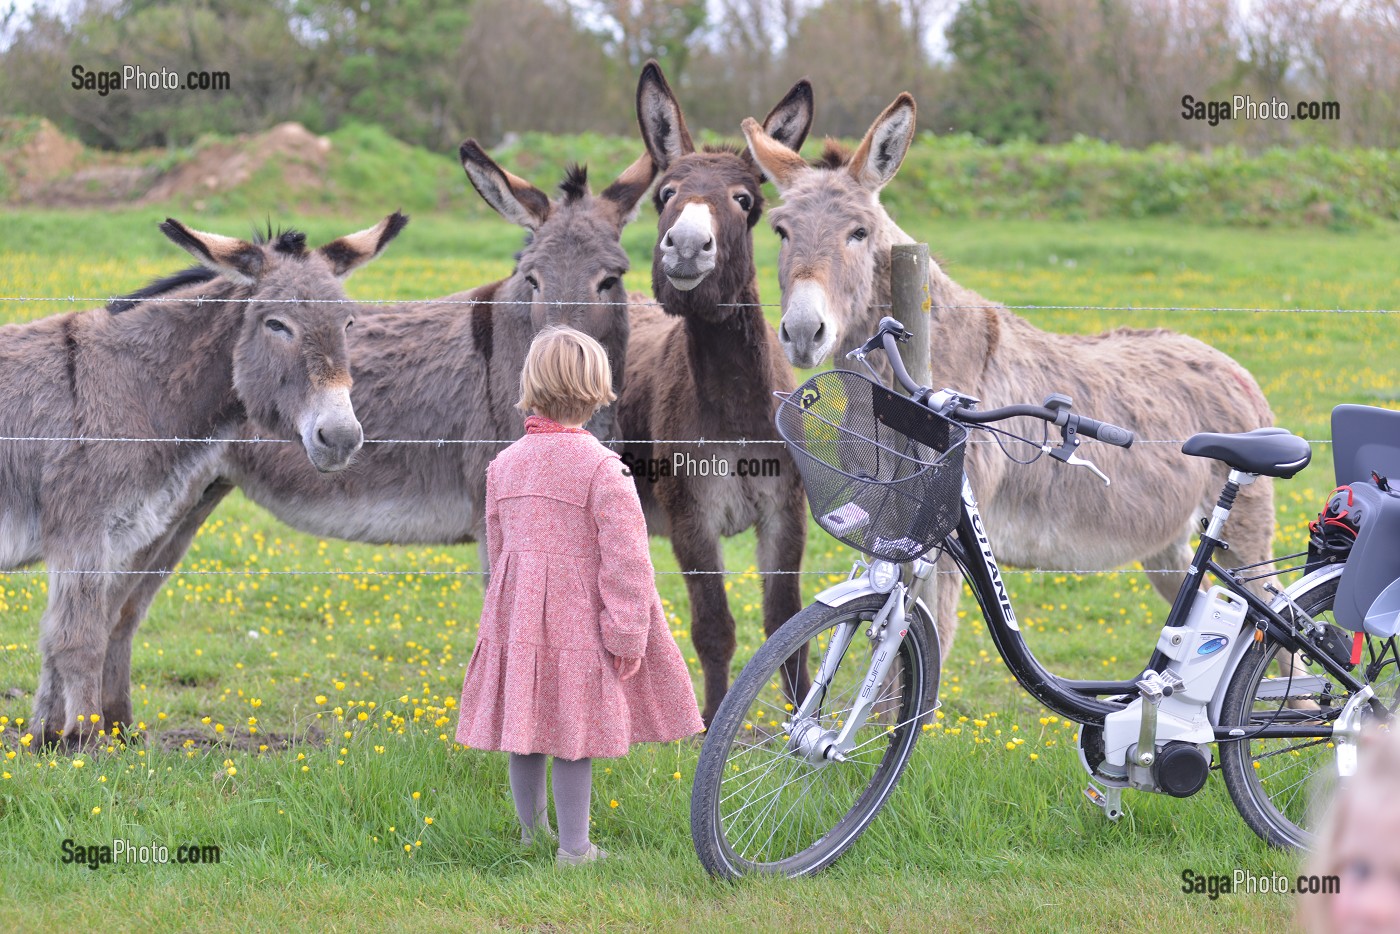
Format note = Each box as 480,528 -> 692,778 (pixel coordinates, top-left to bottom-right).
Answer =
1298,726 -> 1400,932
516,326 -> 616,425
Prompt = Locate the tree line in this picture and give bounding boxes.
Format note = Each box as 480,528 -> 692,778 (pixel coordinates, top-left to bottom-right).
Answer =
3,0 -> 1398,152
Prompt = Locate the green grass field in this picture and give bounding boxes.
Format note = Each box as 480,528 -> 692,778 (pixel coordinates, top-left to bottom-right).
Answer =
1,204 -> 1398,932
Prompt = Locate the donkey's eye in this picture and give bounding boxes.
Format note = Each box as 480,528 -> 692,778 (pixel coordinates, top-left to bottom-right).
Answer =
345,318 -> 354,331
659,186 -> 676,206
733,192 -> 753,212
525,274 -> 540,291
850,227 -> 869,243
598,276 -> 620,293
265,318 -> 290,335
774,225 -> 789,242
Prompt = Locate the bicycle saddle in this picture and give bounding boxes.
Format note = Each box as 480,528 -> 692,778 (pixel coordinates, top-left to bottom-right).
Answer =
1181,427 -> 1311,479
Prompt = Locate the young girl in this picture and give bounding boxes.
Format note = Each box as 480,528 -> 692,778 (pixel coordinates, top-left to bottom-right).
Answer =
455,326 -> 704,865
1299,727 -> 1400,933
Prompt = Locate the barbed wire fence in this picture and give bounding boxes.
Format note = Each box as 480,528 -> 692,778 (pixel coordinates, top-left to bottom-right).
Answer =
0,279 -> 1390,583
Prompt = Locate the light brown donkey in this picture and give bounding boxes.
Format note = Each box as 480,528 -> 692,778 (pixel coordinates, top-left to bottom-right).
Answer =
8,214 -> 405,748
742,95 -> 1275,658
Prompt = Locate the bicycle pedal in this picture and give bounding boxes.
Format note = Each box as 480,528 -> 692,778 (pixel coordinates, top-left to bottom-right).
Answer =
1083,783 -> 1124,822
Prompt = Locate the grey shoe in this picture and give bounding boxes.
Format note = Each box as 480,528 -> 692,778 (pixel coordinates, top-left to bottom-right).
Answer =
556,842 -> 608,866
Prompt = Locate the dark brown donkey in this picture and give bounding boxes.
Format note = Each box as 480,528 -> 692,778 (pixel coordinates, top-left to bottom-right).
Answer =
617,62 -> 813,722
8,214 -> 405,748
96,147 -> 653,735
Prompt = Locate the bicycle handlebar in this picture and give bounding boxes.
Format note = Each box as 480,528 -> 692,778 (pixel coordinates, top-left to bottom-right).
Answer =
874,324 -> 1134,449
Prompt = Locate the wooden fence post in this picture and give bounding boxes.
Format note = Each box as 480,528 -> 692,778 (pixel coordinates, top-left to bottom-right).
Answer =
889,243 -> 939,663
890,243 -> 931,387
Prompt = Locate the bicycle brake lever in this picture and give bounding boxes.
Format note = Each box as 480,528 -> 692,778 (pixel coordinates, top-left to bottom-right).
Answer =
1042,442 -> 1111,485
1067,451 -> 1111,486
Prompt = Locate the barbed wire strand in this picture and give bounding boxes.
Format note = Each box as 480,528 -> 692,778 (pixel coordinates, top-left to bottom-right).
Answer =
0,566 -> 1204,578
0,435 -> 1340,445
4,295 -> 1400,314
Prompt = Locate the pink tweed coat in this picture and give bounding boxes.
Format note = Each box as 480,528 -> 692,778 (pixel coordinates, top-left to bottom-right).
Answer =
455,418 -> 703,759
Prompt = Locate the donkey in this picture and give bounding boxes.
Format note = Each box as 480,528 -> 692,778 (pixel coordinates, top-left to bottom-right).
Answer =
616,62 -> 814,722
9,213 -> 405,748
742,95 -> 1276,659
95,146 -> 653,734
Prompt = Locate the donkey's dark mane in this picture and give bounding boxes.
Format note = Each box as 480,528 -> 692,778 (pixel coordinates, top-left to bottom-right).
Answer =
106,266 -> 221,313
559,164 -> 590,203
812,139 -> 852,170
701,143 -> 745,157
107,221 -> 308,313
253,222 -> 308,256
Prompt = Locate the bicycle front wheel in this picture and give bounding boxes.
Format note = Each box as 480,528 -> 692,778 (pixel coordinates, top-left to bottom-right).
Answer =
690,593 -> 935,878
1219,569 -> 1400,849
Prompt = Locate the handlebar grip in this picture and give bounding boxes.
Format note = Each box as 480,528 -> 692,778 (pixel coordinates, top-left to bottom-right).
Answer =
1077,416 -> 1134,448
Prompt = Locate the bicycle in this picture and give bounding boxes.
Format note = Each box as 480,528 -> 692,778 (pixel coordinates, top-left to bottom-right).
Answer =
690,316 -> 1400,878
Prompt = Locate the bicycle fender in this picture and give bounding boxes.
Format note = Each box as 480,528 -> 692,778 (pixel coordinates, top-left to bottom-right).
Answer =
1206,563 -> 1346,724
814,579 -> 943,721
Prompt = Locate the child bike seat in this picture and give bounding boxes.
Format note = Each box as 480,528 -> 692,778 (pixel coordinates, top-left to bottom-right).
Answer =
1181,428 -> 1311,479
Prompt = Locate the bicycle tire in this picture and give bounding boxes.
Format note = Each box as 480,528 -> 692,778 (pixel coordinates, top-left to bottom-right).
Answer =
690,592 -> 933,878
1219,570 -> 1400,849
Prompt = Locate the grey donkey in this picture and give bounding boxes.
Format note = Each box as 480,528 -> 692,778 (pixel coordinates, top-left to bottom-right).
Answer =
95,146 -> 654,740
225,145 -> 649,543
742,95 -> 1276,659
9,213 -> 406,748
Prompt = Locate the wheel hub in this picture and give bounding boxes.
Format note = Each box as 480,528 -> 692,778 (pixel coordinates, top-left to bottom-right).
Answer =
786,718 -> 839,767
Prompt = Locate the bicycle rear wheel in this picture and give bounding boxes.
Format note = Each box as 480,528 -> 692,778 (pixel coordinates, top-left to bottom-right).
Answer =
690,593 -> 935,878
1219,569 -> 1400,849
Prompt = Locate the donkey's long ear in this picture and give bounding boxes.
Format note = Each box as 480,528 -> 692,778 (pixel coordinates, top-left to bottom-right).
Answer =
636,59 -> 693,172
317,211 -> 409,278
741,118 -> 807,194
598,151 -> 656,229
762,78 -> 814,155
848,93 -> 916,192
159,219 -> 264,285
460,140 -> 551,230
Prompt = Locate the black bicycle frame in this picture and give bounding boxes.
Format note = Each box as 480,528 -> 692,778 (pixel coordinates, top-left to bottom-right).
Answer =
943,475 -> 1375,736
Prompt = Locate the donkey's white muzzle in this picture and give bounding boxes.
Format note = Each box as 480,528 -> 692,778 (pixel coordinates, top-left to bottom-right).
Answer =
779,279 -> 837,369
660,202 -> 717,290
301,386 -> 362,473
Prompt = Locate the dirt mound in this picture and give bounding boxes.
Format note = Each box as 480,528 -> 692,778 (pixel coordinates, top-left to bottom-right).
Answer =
1,120 -> 333,208
4,118 -> 84,179
144,122 -> 332,203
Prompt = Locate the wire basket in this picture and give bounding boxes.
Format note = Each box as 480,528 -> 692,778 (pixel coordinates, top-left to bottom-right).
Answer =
776,369 -> 968,563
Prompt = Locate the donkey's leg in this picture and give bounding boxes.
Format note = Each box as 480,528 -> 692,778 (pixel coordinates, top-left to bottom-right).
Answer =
35,562 -> 113,750
932,553 -> 962,661
757,493 -> 808,703
1215,478 -> 1309,687
1143,536 -> 1194,605
103,481 -> 232,733
1214,477 -> 1276,596
669,518 -> 737,726
30,650 -> 65,748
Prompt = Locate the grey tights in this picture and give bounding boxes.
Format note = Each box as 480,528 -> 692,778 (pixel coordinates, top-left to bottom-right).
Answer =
507,753 -> 593,855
